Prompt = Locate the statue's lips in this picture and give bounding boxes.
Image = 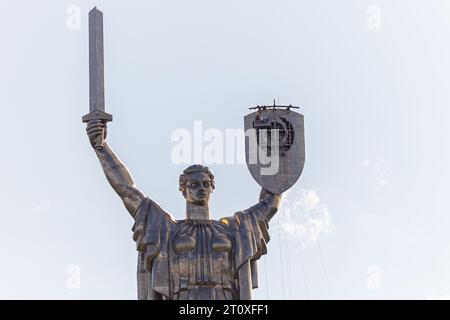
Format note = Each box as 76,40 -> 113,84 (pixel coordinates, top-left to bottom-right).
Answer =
197,193 -> 206,198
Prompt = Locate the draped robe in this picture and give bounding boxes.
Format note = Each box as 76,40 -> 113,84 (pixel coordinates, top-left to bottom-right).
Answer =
132,193 -> 279,300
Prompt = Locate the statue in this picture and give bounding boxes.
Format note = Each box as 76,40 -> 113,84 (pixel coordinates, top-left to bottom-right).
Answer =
83,8 -> 305,300
86,122 -> 281,299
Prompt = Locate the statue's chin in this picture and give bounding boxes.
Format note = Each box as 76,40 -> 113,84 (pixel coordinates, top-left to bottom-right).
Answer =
188,199 -> 207,206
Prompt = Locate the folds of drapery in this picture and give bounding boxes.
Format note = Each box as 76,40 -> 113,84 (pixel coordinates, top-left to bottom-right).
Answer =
131,196 -> 276,300
132,198 -> 174,299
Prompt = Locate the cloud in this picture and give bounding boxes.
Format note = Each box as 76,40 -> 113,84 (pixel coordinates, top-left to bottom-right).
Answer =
276,189 -> 334,248
361,157 -> 391,189
33,201 -> 50,212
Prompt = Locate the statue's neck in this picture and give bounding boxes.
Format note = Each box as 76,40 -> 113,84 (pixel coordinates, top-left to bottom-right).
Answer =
186,201 -> 211,220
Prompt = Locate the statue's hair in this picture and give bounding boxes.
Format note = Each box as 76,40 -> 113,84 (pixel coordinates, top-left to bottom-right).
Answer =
179,164 -> 215,196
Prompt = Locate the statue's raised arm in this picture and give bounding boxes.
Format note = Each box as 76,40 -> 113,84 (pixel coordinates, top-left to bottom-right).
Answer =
86,120 -> 145,217
216,188 -> 281,300
250,188 -> 282,222
82,8 -> 145,218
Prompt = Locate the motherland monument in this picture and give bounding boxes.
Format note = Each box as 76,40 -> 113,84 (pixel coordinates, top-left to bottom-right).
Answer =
83,7 -> 305,300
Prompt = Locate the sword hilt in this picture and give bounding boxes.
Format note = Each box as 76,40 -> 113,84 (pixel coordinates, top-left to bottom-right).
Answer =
82,110 -> 113,150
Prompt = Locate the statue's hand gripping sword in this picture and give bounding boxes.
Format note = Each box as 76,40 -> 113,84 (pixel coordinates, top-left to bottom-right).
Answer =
82,7 -> 112,150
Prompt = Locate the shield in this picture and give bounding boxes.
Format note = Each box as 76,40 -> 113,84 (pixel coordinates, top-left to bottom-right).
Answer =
244,108 -> 305,194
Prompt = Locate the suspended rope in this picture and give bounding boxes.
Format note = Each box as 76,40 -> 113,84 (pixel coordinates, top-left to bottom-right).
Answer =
317,240 -> 333,299
276,214 -> 286,299
296,241 -> 310,299
286,238 -> 293,298
293,178 -> 311,299
302,177 -> 334,299
263,256 -> 269,299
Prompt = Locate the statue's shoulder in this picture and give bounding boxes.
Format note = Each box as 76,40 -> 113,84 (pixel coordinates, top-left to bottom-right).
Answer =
218,216 -> 233,226
218,211 -> 247,228
136,197 -> 176,223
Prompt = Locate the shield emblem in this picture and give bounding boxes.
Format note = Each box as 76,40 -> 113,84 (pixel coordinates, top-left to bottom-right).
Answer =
244,108 -> 305,194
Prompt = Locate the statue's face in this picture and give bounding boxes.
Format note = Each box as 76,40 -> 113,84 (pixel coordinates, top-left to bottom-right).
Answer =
184,172 -> 212,205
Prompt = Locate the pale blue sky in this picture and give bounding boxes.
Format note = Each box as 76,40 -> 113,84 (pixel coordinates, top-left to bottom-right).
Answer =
0,0 -> 449,299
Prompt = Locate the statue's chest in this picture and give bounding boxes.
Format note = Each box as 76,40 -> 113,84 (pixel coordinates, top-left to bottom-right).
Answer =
169,220 -> 234,287
171,220 -> 232,255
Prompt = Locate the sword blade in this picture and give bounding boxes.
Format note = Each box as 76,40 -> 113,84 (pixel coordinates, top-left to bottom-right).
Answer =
89,7 -> 105,113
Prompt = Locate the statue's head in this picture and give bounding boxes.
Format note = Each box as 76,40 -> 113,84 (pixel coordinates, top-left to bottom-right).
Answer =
179,164 -> 215,206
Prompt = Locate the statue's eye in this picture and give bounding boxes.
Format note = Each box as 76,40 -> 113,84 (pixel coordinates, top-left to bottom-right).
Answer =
203,182 -> 210,187
190,182 -> 198,187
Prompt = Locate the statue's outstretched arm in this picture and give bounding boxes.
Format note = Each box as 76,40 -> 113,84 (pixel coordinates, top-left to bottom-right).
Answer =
87,120 -> 145,217
239,188 -> 281,223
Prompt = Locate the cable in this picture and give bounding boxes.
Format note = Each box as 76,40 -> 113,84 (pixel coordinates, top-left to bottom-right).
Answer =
276,214 -> 286,299
317,240 -> 333,299
302,177 -> 334,299
263,257 -> 269,299
296,238 -> 310,299
286,238 -> 293,298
